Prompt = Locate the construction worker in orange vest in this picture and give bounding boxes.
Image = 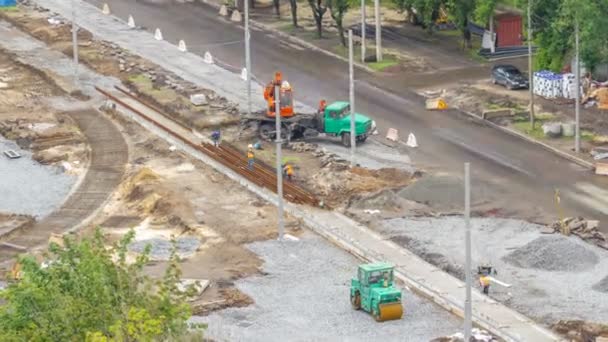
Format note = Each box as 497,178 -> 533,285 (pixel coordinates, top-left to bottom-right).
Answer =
283,163 -> 294,181
247,144 -> 255,170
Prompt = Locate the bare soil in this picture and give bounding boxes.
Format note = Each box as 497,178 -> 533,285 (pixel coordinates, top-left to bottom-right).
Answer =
0,49 -> 88,172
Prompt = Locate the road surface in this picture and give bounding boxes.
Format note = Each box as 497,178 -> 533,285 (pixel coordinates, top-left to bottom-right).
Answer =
85,0 -> 608,232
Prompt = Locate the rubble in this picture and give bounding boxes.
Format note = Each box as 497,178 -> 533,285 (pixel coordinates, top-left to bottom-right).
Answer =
552,320 -> 608,342
432,328 -> 497,342
548,217 -> 608,250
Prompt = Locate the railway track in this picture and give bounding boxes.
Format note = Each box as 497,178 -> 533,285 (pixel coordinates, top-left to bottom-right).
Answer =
96,85 -> 320,207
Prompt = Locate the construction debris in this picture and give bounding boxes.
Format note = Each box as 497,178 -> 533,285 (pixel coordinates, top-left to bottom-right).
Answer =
547,217 -> 608,250
432,328 -> 497,342
552,320 -> 608,342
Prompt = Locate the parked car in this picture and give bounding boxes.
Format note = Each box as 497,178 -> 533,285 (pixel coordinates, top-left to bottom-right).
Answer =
491,65 -> 529,90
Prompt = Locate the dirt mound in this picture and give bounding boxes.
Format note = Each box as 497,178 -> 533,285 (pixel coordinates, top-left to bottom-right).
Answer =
311,166 -> 412,206
592,275 -> 608,293
120,168 -> 196,228
502,236 -> 599,272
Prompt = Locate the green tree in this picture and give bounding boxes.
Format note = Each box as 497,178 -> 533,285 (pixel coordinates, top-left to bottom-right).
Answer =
308,0 -> 329,38
446,0 -> 476,48
328,0 -> 351,46
0,229 -> 204,341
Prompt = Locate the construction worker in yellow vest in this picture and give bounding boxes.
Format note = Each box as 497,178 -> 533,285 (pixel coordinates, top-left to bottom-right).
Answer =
247,144 -> 255,170
283,163 -> 294,181
479,273 -> 491,295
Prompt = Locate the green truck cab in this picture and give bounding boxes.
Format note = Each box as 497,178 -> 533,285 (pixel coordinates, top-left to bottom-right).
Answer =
319,101 -> 375,147
350,263 -> 403,322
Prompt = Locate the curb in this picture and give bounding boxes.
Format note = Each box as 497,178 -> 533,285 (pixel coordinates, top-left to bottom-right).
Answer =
200,0 -> 374,73
459,109 -> 596,170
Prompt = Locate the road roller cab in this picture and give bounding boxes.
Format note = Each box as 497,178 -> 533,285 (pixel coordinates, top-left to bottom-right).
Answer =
350,263 -> 403,322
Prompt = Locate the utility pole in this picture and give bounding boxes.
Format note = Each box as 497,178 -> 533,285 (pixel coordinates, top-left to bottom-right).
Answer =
275,85 -> 285,240
361,0 -> 366,63
528,0 -> 535,129
71,0 -> 78,86
245,0 -> 252,116
464,162 -> 472,342
349,30 -> 356,166
575,19 -> 581,153
374,0 -> 382,62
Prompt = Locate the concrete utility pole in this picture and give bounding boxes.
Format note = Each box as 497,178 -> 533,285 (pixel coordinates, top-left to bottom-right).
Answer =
464,162 -> 472,342
245,0 -> 252,115
349,30 -> 356,166
71,0 -> 78,86
528,0 -> 535,128
575,20 -> 581,153
374,0 -> 382,62
275,85 -> 285,240
361,0 -> 366,63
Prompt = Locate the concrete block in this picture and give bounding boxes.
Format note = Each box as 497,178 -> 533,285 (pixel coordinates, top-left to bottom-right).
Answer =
190,93 -> 207,106
3,149 -> 21,159
178,39 -> 187,52
386,128 -> 399,142
102,3 -> 110,15
231,9 -> 242,22
481,108 -> 513,120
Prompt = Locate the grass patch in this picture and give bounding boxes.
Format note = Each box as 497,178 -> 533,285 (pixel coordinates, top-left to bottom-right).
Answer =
0,6 -> 19,12
535,112 -> 555,120
512,121 -> 546,140
368,57 -> 399,71
436,29 -> 461,38
333,44 -> 399,71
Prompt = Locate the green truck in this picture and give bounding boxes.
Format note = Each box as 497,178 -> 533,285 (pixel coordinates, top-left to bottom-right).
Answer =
350,263 -> 403,322
246,100 -> 377,146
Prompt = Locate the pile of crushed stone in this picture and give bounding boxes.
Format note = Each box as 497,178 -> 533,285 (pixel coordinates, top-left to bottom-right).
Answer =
502,235 -> 599,272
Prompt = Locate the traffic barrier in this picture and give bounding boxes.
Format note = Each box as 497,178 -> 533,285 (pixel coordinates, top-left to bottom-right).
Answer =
219,5 -> 228,16
204,51 -> 214,64
231,9 -> 242,22
127,15 -> 135,28
386,128 -> 399,142
102,3 -> 111,15
425,97 -> 447,110
154,28 -> 163,41
178,40 -> 187,52
406,133 -> 418,148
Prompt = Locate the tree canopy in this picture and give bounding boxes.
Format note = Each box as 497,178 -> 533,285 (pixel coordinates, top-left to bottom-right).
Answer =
0,230 -> 204,341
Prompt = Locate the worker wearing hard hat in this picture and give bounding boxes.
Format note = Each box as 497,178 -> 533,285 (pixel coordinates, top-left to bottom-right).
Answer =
247,145 -> 255,170
283,163 -> 294,181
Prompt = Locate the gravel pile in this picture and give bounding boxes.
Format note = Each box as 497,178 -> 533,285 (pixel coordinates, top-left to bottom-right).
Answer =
502,235 -> 599,272
592,275 -> 608,293
129,237 -> 200,261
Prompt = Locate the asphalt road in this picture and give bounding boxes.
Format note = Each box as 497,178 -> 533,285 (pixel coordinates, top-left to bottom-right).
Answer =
93,0 -> 608,231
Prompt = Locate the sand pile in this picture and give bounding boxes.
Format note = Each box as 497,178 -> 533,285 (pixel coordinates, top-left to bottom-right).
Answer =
503,236 -> 599,272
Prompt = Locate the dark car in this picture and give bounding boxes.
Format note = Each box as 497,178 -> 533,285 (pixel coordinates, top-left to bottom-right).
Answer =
491,65 -> 529,90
